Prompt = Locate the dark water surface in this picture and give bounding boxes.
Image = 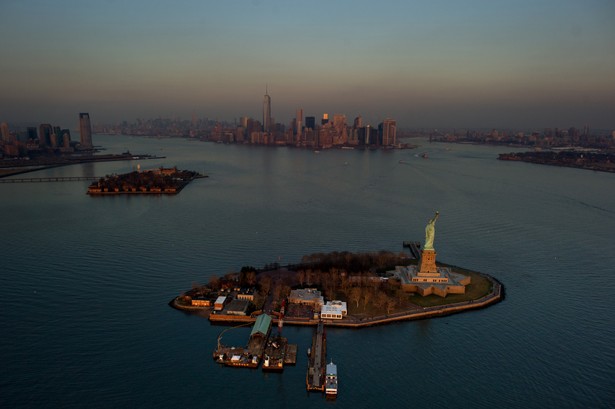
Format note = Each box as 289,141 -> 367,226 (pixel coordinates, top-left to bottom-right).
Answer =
2,136 -> 614,408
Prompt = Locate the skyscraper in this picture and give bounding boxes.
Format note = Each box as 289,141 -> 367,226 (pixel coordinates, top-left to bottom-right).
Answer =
1,122 -> 10,143
382,118 -> 397,146
295,108 -> 303,135
263,87 -> 271,133
305,116 -> 316,130
39,123 -> 53,148
79,113 -> 93,149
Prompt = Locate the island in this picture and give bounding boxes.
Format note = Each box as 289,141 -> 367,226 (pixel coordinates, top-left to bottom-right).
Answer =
87,166 -> 205,195
498,150 -> 615,173
170,248 -> 502,328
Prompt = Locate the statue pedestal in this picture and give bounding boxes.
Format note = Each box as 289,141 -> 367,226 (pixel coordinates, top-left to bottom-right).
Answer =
418,250 -> 439,276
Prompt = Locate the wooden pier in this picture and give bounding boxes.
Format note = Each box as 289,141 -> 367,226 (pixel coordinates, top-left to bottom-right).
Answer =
306,321 -> 326,392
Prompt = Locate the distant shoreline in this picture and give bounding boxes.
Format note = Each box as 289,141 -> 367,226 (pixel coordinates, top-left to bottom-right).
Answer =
0,153 -> 163,179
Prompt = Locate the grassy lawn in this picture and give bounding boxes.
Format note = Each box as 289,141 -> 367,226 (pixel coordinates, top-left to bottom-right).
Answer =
343,268 -> 495,316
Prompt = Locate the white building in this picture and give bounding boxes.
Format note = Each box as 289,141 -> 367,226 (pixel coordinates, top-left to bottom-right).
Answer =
320,300 -> 347,320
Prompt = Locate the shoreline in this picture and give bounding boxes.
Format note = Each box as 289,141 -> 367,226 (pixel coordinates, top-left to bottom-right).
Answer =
170,272 -> 504,328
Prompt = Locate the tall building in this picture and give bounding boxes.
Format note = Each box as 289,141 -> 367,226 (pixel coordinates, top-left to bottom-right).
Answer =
321,113 -> 329,125
39,123 -> 53,147
79,113 -> 93,149
263,87 -> 271,133
305,116 -> 316,130
1,122 -> 9,143
382,118 -> 397,146
295,108 -> 303,135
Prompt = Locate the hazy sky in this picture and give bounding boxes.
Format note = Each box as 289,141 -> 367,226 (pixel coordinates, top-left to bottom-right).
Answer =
2,0 -> 614,129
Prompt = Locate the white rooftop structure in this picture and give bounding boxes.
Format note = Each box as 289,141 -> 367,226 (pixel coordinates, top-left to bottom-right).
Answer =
320,300 -> 347,320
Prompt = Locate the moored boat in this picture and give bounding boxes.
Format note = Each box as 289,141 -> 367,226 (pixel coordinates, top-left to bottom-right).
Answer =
325,360 -> 338,397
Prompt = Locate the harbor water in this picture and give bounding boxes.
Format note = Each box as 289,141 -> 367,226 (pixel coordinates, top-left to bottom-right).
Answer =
1,136 -> 614,408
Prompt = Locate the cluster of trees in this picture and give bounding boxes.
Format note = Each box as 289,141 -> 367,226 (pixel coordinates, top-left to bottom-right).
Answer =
300,250 -> 411,274
187,251 -> 413,315
295,251 -> 412,314
91,168 -> 198,191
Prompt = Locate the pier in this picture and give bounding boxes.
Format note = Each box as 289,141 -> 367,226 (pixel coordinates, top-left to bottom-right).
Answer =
306,321 -> 326,392
403,241 -> 422,259
0,176 -> 99,183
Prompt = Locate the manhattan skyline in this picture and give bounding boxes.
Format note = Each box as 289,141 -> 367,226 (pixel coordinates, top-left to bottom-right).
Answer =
2,0 -> 614,129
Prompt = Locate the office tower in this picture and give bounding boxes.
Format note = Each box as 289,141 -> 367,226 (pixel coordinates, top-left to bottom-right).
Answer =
39,123 -> 53,147
382,118 -> 397,146
263,87 -> 272,132
1,122 -> 9,143
353,116 -> 363,129
296,108 -> 303,135
79,113 -> 93,149
305,116 -> 316,130
322,113 -> 329,125
27,127 -> 37,141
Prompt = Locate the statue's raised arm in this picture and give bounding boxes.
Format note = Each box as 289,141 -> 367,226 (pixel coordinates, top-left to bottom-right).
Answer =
424,211 -> 440,251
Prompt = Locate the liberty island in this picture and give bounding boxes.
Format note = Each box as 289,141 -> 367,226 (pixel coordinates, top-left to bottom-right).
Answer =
172,211 -> 501,328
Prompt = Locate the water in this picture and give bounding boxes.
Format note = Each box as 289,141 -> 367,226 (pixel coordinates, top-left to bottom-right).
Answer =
1,136 -> 614,408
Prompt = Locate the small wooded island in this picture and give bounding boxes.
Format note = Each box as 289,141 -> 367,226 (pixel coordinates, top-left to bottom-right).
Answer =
87,166 -> 204,195
170,248 -> 503,328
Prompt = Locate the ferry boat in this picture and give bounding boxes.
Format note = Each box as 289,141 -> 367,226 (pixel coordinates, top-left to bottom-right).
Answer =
325,360 -> 338,397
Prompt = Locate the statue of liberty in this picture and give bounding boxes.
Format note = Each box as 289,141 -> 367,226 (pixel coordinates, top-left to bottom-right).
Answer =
424,211 -> 440,251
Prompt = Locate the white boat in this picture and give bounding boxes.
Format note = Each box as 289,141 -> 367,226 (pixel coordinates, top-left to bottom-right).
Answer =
325,360 -> 338,397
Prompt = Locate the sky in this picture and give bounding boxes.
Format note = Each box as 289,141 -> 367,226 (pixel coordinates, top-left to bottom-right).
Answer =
1,0 -> 614,130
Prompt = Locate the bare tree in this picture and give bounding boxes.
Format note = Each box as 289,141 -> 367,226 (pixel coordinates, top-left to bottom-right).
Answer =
297,269 -> 306,286
259,276 -> 272,296
349,287 -> 362,309
385,295 -> 398,315
374,291 -> 388,313
208,275 -> 220,291
362,288 -> 373,310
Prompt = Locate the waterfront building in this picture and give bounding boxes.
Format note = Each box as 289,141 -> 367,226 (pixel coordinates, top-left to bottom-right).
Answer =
288,288 -> 324,309
191,297 -> 211,307
214,295 -> 228,311
79,112 -> 93,149
320,301 -> 347,320
263,88 -> 271,133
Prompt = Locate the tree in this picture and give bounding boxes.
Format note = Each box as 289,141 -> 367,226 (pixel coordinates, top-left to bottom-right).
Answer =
362,288 -> 373,311
259,276 -> 272,296
208,275 -> 220,291
374,291 -> 389,313
385,295 -> 398,315
349,287 -> 362,309
297,270 -> 306,286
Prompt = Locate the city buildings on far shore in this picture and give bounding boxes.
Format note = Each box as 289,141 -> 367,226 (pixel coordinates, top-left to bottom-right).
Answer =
0,113 -> 95,158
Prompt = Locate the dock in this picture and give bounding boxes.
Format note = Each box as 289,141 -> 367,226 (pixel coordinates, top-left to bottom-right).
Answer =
213,314 -> 272,369
403,241 -> 422,259
306,321 -> 326,392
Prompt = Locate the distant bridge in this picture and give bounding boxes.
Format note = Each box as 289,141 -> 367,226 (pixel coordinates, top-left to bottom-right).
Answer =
0,176 -> 100,183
